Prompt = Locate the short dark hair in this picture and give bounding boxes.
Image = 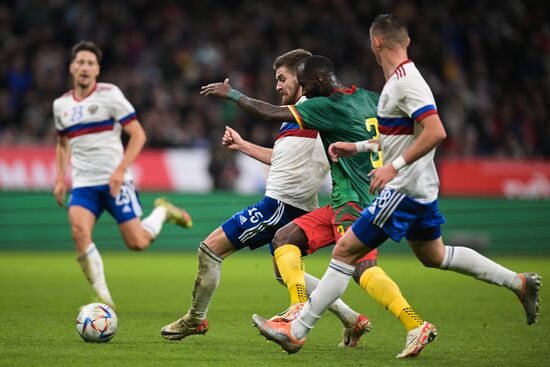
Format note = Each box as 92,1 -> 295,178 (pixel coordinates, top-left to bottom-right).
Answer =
71,41 -> 102,63
370,14 -> 409,45
273,49 -> 312,70
299,55 -> 335,78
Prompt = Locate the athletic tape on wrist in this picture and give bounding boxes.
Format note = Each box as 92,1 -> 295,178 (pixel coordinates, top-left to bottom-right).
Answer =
227,89 -> 243,101
391,155 -> 407,171
354,140 -> 379,153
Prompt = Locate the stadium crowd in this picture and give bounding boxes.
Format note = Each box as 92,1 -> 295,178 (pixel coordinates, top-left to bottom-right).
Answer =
0,0 -> 548,187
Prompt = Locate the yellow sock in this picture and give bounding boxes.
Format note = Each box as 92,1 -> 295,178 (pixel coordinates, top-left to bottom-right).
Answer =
359,266 -> 423,331
274,245 -> 307,304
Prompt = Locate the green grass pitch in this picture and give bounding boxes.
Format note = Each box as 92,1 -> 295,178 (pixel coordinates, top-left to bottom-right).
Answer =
0,251 -> 548,367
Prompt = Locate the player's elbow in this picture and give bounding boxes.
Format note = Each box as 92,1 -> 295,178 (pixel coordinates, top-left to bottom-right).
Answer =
437,128 -> 447,143
432,127 -> 446,146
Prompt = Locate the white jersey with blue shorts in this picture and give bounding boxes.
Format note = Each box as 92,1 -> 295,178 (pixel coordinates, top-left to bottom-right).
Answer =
222,100 -> 330,251
352,60 -> 445,247
53,82 -> 143,223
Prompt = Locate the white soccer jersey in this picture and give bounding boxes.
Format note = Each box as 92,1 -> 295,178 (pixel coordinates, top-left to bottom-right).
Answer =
377,60 -> 440,202
53,82 -> 137,188
266,124 -> 329,212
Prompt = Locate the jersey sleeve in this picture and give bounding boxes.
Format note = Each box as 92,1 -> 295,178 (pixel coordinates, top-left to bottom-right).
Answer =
108,85 -> 138,125
52,100 -> 66,136
289,97 -> 338,131
396,77 -> 438,123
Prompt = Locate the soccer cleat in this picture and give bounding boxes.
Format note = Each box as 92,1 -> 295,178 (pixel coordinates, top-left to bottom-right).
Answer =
252,314 -> 305,354
154,197 -> 193,228
396,321 -> 438,359
516,272 -> 542,325
268,302 -> 305,323
338,314 -> 372,347
160,318 -> 209,340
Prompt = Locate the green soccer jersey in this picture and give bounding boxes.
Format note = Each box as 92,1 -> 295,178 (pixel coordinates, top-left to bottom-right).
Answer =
288,86 -> 382,208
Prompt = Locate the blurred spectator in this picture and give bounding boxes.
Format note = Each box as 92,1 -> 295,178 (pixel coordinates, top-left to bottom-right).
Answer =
0,0 -> 548,188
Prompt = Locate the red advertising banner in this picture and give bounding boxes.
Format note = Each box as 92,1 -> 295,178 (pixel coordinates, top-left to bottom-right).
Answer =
2,146 -> 548,198
0,146 -> 212,192
439,159 -> 550,198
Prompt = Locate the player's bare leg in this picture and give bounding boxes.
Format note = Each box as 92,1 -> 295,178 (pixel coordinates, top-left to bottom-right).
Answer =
161,227 -> 235,340
119,197 -> 193,251
410,237 -> 542,324
119,218 -> 154,250
70,205 -> 115,308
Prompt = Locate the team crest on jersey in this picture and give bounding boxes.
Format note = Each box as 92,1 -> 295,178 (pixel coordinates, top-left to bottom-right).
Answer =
88,104 -> 99,115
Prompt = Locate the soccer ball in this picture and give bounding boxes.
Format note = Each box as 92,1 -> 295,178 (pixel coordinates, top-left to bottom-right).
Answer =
76,303 -> 118,342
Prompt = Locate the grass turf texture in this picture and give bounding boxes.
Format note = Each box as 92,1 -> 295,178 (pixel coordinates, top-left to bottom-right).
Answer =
0,252 -> 548,367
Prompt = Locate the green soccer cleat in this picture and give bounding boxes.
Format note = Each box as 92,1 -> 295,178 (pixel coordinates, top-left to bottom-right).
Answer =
154,197 -> 193,228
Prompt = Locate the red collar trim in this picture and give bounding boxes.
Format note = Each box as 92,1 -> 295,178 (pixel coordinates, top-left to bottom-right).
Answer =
390,59 -> 412,77
332,85 -> 357,95
72,82 -> 97,102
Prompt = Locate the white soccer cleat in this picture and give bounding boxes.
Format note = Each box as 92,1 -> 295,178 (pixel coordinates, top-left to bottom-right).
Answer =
160,318 -> 209,340
516,272 -> 542,325
154,197 -> 193,228
339,314 -> 372,347
396,321 -> 437,359
268,302 -> 305,323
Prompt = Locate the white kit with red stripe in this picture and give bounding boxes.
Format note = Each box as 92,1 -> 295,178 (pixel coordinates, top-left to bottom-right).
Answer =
53,82 -> 137,188
377,60 -> 440,203
265,98 -> 330,212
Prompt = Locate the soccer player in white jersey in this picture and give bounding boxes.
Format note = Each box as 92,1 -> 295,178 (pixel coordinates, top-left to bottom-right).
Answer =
53,41 -> 192,309
161,49 -> 371,347
252,14 -> 542,358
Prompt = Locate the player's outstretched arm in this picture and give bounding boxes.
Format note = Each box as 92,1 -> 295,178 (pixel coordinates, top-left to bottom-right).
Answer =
54,135 -> 70,207
222,126 -> 273,165
201,79 -> 294,123
328,140 -> 380,162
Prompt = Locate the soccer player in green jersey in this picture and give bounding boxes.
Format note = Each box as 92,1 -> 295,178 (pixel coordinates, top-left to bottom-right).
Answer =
201,55 -> 427,341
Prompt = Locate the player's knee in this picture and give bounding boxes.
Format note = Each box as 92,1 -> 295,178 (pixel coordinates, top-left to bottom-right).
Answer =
417,254 -> 441,268
71,223 -> 91,244
125,236 -> 150,251
272,224 -> 306,251
332,238 -> 355,260
272,227 -> 290,249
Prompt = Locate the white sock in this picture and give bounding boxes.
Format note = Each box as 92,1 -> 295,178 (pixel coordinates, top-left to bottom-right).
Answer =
440,246 -> 522,292
77,243 -> 114,305
141,206 -> 167,238
291,259 -> 354,340
304,272 -> 359,327
183,242 -> 222,325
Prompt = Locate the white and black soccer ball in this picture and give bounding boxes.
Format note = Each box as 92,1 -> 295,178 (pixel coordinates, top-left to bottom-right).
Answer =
76,303 -> 117,342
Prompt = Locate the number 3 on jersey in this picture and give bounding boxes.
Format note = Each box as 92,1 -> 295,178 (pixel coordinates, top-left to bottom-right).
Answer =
365,117 -> 383,168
